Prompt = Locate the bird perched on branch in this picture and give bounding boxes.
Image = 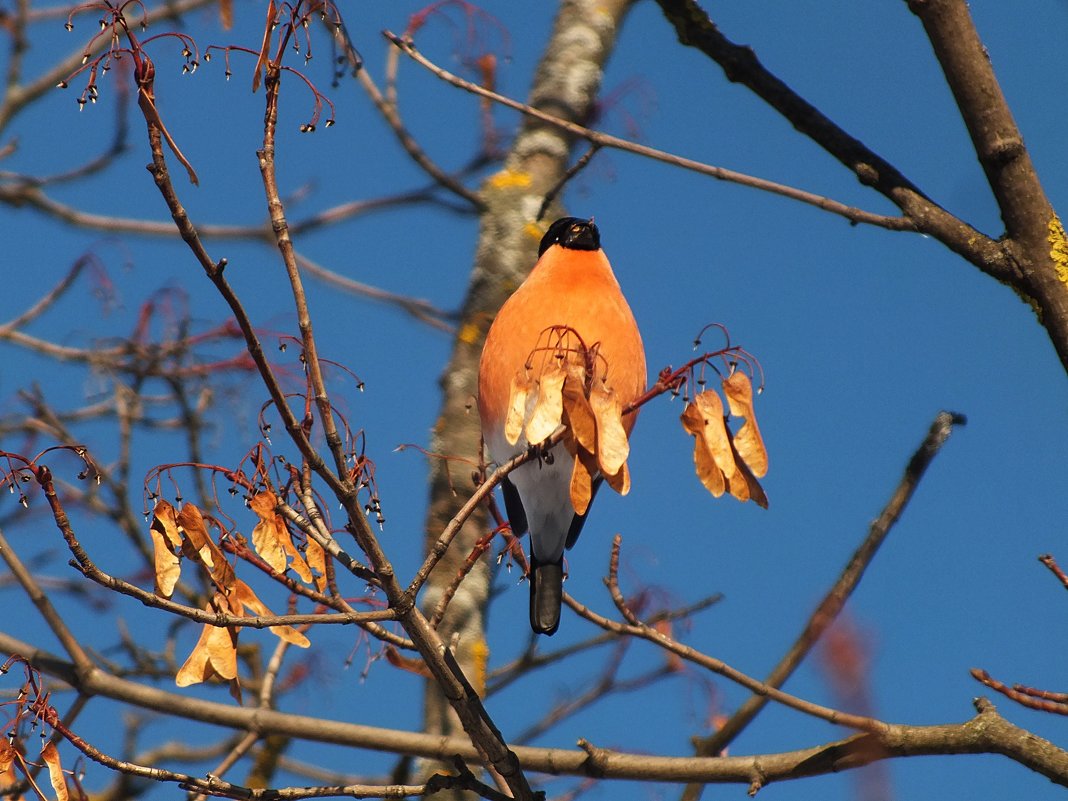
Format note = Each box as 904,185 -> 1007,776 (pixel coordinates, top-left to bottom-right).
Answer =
478,217 -> 647,635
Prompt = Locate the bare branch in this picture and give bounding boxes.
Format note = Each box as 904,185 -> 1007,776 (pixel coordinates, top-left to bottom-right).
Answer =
1039,553 -> 1068,591
355,66 -> 486,210
651,0 -> 1013,275
5,639 -> 1068,790
0,525 -> 93,674
295,251 -> 455,333
384,32 -> 917,232
906,0 -> 1051,245
693,411 -> 966,762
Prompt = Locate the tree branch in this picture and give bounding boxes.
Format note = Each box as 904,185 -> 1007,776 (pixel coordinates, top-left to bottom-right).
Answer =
4,637 -> 1067,790
684,410 -> 966,798
384,31 -> 914,233
906,0 -> 1049,245
651,0 -> 1012,276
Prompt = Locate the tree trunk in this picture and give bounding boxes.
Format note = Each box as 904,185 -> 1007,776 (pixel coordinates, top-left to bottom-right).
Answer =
418,0 -> 634,790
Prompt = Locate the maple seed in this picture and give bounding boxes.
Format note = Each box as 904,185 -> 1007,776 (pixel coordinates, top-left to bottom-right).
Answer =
722,372 -> 768,478
149,501 -> 182,598
589,384 -> 629,477
57,81 -> 68,89
679,380 -> 769,507
250,490 -> 312,582
681,401 -> 725,498
605,461 -> 630,495
175,599 -> 239,687
569,451 -> 596,515
694,390 -> 736,479
526,365 -> 566,444
504,372 -> 533,445
561,363 -> 596,452
42,741 -> 68,801
64,22 -> 73,30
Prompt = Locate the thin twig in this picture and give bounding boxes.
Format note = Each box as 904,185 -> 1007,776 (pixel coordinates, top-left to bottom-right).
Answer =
513,648 -> 673,745
0,524 -> 93,675
971,669 -> 1068,716
651,0 -> 1015,281
485,593 -> 721,695
1039,553 -> 1068,591
692,410 -> 967,766
32,465 -> 396,629
296,251 -> 455,332
383,32 -> 916,232
570,535 -> 887,734
537,143 -> 602,222
355,66 -> 486,210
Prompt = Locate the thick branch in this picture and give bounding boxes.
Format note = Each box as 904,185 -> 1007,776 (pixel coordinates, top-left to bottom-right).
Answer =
385,33 -> 912,233
906,0 -> 1068,368
684,411 -> 965,798
906,0 -> 1050,245
710,413 -> 964,744
4,637 -> 1068,790
652,0 -> 1012,278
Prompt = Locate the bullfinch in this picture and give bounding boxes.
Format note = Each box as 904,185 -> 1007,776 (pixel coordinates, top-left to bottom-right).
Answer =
478,217 -> 646,634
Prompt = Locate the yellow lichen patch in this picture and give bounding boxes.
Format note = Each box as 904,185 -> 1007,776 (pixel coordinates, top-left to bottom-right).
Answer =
523,221 -> 546,241
486,170 -> 532,189
458,321 -> 482,345
1049,215 -> 1068,287
468,637 -> 490,696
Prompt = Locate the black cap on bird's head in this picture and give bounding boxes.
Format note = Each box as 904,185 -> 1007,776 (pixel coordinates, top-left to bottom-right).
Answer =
539,217 -> 600,257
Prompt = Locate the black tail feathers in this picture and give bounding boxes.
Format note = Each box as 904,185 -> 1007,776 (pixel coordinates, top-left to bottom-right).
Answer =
529,554 -> 563,635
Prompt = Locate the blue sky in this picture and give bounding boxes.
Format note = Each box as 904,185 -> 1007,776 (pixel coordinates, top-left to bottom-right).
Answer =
3,1 -> 1068,800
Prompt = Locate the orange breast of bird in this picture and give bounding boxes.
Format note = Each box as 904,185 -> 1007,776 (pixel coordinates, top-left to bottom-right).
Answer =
479,246 -> 647,453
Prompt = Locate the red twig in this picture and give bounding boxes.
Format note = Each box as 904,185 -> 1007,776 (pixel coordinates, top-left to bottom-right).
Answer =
971,669 -> 1068,716
1039,554 -> 1068,591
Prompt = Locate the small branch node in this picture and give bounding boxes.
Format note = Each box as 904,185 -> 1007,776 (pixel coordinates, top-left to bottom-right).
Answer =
576,738 -> 608,778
